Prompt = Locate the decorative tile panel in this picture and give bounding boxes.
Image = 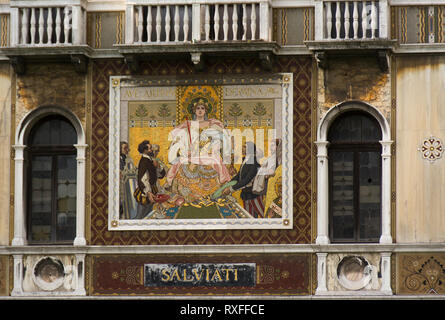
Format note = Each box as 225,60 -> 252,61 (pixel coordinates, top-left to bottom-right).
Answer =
90,254 -> 311,296
393,6 -> 445,44
397,254 -> 445,295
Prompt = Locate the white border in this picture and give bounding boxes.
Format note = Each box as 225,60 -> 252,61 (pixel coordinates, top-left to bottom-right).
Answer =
108,74 -> 293,230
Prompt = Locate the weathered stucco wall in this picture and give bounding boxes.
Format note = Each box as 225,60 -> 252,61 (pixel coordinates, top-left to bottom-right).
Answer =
16,62 -> 86,129
396,55 -> 445,243
0,63 -> 10,245
317,55 -> 391,122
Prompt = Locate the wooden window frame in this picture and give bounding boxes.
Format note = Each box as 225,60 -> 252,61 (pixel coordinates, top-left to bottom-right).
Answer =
328,142 -> 382,243
26,114 -> 77,245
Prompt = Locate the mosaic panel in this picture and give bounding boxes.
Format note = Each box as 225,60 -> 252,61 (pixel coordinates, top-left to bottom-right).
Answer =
90,254 -> 311,295
109,75 -> 293,230
90,57 -> 312,245
397,253 -> 445,295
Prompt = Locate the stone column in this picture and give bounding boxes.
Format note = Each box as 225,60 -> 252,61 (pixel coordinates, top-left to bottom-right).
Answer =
192,3 -> 201,42
380,252 -> 393,294
71,5 -> 84,45
125,4 -> 135,44
10,8 -> 19,46
11,255 -> 23,296
74,254 -> 87,295
315,252 -> 328,294
315,141 -> 330,245
314,0 -> 324,40
379,0 -> 389,39
379,140 -> 393,244
259,1 -> 270,41
12,145 -> 26,246
74,144 -> 87,246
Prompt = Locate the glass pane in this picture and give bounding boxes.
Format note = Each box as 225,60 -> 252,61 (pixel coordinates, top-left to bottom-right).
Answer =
30,156 -> 52,242
359,151 -> 381,240
56,155 -> 76,241
30,116 -> 76,146
331,151 -> 354,241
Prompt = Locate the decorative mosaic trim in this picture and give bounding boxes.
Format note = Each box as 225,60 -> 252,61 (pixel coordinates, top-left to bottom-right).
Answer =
420,136 -> 443,161
398,254 -> 445,295
90,58 -> 312,245
90,254 -> 310,295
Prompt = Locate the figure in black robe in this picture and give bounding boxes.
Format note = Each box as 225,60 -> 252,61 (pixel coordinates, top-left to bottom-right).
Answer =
135,140 -> 166,219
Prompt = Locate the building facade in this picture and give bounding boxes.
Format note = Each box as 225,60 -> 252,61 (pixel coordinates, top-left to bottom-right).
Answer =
0,0 -> 444,298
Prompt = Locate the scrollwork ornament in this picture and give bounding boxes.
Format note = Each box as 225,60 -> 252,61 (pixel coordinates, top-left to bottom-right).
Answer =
401,255 -> 445,294
405,274 -> 422,292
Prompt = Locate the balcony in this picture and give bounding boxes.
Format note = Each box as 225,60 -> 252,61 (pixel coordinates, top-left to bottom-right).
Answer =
118,0 -> 276,71
3,0 -> 91,74
0,0 -> 401,73
319,0 -> 386,41
125,0 -> 271,44
306,0 -> 395,70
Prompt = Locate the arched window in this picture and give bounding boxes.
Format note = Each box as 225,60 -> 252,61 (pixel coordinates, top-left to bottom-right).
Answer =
26,115 -> 77,244
327,111 -> 382,243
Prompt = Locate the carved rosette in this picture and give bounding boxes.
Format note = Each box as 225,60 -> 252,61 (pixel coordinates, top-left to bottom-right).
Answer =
420,136 -> 443,161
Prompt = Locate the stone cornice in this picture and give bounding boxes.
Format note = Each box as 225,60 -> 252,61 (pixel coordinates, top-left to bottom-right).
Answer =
2,243 -> 445,255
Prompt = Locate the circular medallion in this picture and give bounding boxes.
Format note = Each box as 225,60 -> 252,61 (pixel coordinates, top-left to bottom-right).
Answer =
420,136 -> 443,161
337,256 -> 372,290
32,257 -> 65,291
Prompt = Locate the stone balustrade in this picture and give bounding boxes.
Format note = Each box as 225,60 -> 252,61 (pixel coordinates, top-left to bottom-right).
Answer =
126,0 -> 271,44
315,0 -> 389,40
0,0 -> 395,49
9,1 -> 86,46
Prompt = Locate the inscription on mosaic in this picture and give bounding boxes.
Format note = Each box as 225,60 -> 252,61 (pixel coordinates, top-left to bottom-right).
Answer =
90,254 -> 310,295
144,263 -> 256,287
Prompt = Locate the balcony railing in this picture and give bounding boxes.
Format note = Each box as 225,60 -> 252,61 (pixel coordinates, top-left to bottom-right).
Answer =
10,1 -> 86,46
1,0 -> 392,50
315,0 -> 389,41
125,0 -> 271,45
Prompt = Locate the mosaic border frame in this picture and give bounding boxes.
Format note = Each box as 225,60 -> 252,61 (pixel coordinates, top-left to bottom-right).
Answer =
108,74 -> 294,231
